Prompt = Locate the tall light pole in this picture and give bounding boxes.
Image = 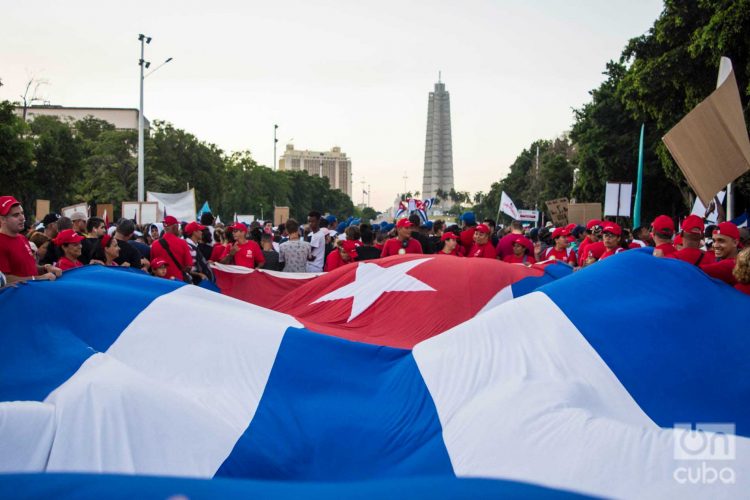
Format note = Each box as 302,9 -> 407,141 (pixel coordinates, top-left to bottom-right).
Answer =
137,34 -> 172,202
273,124 -> 278,170
138,34 -> 151,202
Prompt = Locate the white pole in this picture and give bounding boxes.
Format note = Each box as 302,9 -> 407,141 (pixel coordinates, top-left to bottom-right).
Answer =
137,35 -> 146,202
718,57 -> 734,219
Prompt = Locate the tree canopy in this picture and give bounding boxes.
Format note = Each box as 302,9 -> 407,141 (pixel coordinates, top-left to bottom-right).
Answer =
0,109 -> 355,221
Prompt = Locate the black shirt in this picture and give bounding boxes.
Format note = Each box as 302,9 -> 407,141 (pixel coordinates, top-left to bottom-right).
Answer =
115,238 -> 143,268
261,250 -> 283,271
355,246 -> 381,261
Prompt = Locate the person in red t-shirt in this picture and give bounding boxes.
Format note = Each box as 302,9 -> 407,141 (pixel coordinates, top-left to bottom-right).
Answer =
381,218 -> 423,257
599,222 -> 626,261
671,215 -> 714,266
224,222 -> 265,269
496,220 -> 525,260
651,215 -> 676,257
0,195 -> 62,283
503,235 -> 536,265
53,229 -> 85,271
701,222 -> 740,285
577,220 -> 603,267
438,232 -> 460,256
544,227 -> 577,265
458,212 -> 477,256
150,215 -> 193,280
467,224 -> 496,258
325,240 -> 359,271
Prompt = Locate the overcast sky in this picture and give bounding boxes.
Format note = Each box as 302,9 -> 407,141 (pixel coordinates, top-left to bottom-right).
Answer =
1,0 -> 663,210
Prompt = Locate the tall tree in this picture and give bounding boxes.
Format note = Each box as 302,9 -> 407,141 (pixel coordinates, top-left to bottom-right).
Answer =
0,101 -> 34,213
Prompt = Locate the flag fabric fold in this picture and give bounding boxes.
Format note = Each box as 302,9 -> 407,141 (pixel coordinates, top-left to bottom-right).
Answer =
1,253 -> 749,498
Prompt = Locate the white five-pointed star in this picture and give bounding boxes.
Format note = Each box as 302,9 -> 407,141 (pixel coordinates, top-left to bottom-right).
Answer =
312,258 -> 436,322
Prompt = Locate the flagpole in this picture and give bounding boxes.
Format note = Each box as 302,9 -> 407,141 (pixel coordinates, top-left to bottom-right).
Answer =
633,124 -> 645,228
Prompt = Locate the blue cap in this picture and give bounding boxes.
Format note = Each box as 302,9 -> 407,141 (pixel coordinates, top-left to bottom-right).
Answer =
336,221 -> 348,233
461,212 -> 476,224
422,220 -> 434,229
325,215 -> 337,224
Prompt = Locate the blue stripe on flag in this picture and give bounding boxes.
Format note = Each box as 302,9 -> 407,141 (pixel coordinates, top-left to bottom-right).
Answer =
0,473 -> 590,499
540,250 -> 750,435
511,263 -> 572,298
216,327 -> 454,480
0,266 -> 182,402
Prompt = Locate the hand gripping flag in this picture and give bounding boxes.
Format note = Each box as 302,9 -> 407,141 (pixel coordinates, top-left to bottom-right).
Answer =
1,251 -> 749,498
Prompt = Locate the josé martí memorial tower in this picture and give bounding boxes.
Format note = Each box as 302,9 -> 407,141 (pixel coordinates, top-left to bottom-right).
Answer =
421,74 -> 454,208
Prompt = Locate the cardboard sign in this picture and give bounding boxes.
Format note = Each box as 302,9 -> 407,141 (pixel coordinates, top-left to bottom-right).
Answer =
663,60 -> 750,205
274,206 -> 290,226
96,204 -> 113,220
545,198 -> 569,226
121,202 -> 159,225
61,203 -> 88,219
35,200 -> 50,222
568,203 -> 602,226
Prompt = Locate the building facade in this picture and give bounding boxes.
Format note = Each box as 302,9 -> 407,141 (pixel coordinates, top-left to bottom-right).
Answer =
279,144 -> 352,198
421,79 -> 454,203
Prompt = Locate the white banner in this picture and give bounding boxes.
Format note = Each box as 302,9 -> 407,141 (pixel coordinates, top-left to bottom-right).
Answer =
517,209 -> 539,223
691,190 -> 726,224
500,191 -> 520,220
604,182 -> 632,217
147,189 -> 196,223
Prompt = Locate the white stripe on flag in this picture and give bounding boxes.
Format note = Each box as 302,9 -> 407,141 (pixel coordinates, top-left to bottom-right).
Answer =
43,285 -> 300,477
413,291 -> 750,498
0,401 -> 55,472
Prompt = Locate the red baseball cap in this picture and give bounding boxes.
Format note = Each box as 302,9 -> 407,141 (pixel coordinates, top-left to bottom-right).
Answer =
228,222 -> 248,233
441,232 -> 458,242
565,223 -> 577,231
681,215 -> 704,235
396,218 -> 413,229
53,229 -> 84,246
552,227 -> 570,239
586,219 -> 603,230
651,215 -> 675,235
713,222 -> 739,241
163,215 -> 179,227
602,222 -> 622,236
100,233 -> 113,249
341,240 -> 359,258
184,221 -> 206,236
0,196 -> 21,216
150,257 -> 168,269
674,234 -> 683,246
475,223 -> 491,234
512,235 -> 531,247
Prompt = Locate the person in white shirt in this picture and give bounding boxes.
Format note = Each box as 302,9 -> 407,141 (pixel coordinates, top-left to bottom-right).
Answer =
306,211 -> 326,273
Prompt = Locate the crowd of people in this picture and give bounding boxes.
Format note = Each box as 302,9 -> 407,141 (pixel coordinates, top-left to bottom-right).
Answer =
1,195 -> 748,296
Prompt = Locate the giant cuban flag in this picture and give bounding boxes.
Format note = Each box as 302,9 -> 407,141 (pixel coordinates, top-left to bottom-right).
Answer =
1,251 -> 748,499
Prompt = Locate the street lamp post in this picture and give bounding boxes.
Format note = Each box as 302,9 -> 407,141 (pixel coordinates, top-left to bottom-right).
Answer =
137,34 -> 172,202
137,34 -> 151,202
273,124 -> 278,170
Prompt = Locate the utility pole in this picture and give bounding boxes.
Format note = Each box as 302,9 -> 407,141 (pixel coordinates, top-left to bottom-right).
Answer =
368,184 -> 371,208
402,172 -> 408,195
273,124 -> 278,170
137,33 -> 151,202
360,180 -> 366,206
